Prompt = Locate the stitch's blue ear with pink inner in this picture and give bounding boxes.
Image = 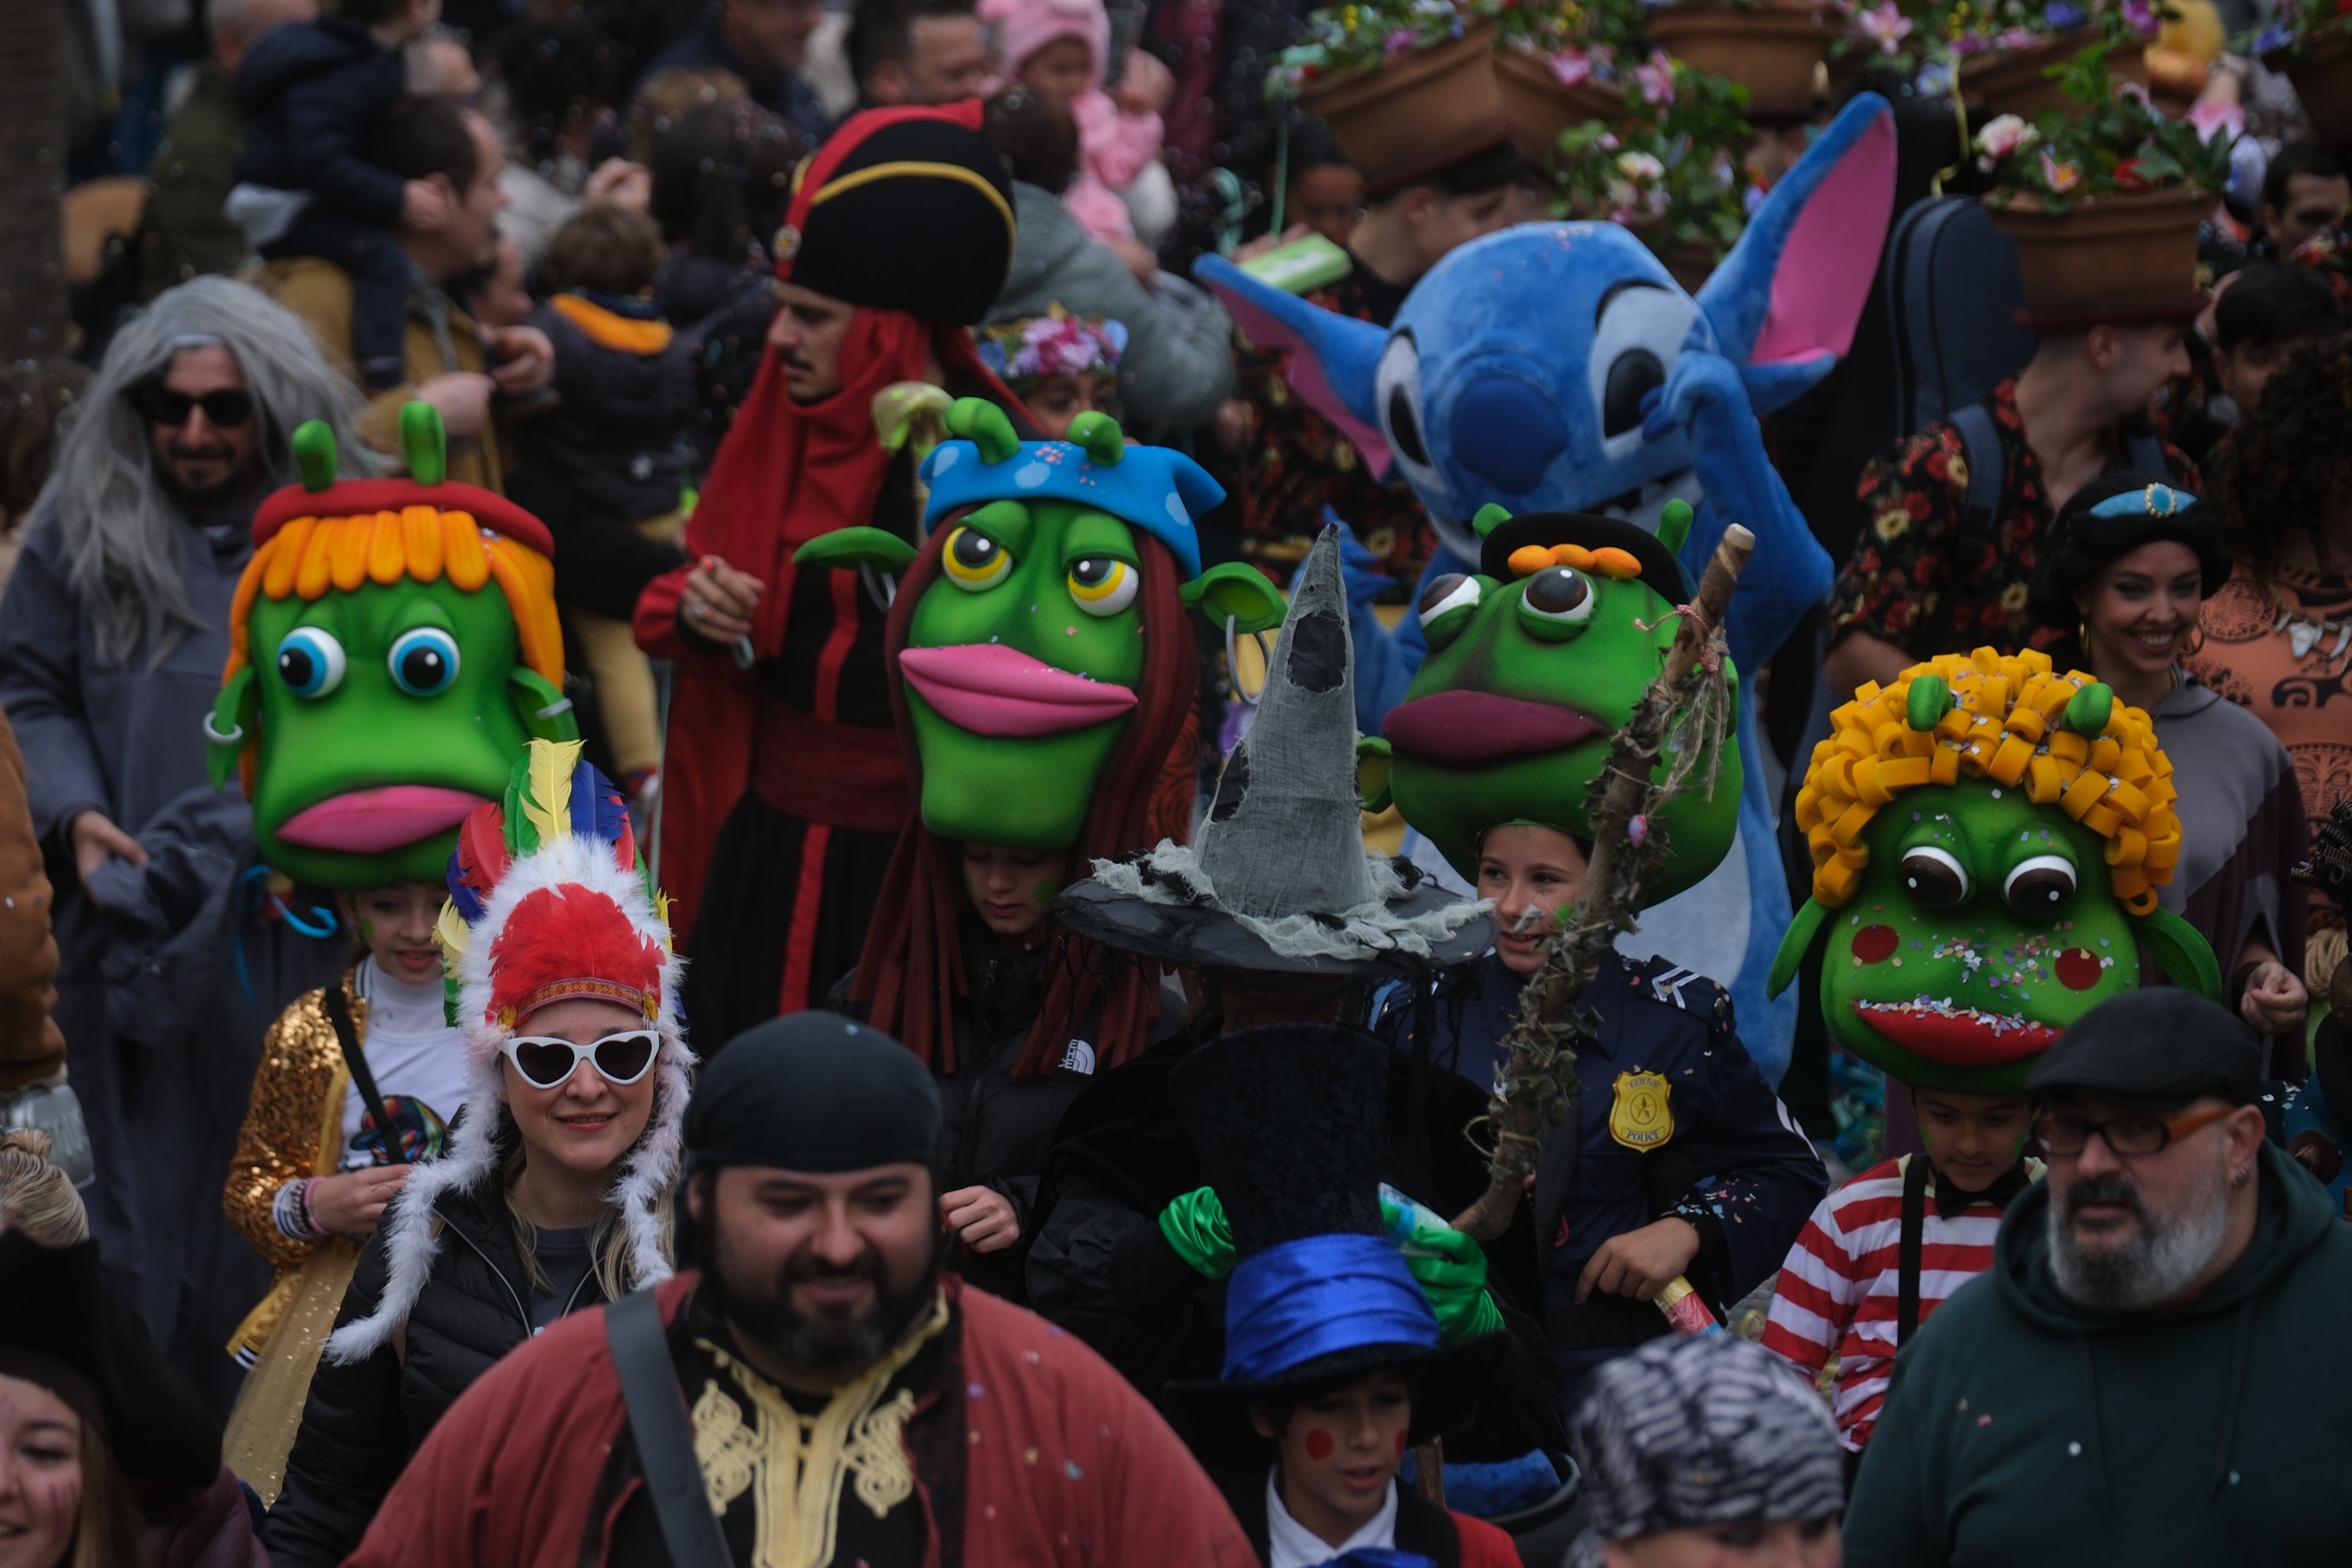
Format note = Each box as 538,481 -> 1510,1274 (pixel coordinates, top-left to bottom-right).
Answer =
1697,97 -> 1899,416
1199,256 -> 1391,476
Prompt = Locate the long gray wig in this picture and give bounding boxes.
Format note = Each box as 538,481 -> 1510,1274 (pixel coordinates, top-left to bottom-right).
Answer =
41,276 -> 368,666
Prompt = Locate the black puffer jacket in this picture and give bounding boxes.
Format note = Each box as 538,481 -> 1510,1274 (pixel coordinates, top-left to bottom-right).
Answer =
832,924 -> 1136,1303
231,17 -> 407,221
259,1170 -> 610,1568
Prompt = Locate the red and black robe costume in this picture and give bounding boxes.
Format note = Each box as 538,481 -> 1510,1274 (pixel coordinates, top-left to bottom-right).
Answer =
631,103 -> 1031,1046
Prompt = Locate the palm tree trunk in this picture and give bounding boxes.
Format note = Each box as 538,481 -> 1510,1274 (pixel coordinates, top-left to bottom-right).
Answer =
0,0 -> 68,363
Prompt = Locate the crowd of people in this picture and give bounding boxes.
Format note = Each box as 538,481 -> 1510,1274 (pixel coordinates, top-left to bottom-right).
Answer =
2,0 -> 2351,1562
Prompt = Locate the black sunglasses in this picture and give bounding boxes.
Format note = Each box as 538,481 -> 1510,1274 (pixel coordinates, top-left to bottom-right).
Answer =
128,383 -> 255,429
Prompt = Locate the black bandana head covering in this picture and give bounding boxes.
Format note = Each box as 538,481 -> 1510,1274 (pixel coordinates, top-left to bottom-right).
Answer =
687,1011 -> 943,1175
1567,1334 -> 1844,1566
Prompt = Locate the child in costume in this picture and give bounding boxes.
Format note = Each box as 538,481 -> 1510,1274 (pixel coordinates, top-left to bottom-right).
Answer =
806,398 -> 1280,1302
214,407 -> 576,1498
510,203 -> 699,805
220,880 -> 467,1500
1761,1084 -> 2042,1470
976,307 -> 1127,438
1162,1026 -> 1522,1568
261,740 -> 689,1568
1198,93 -> 1905,1084
1363,504 -> 1824,1401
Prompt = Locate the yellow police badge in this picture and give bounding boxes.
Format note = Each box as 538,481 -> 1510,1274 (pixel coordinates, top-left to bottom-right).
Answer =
1609,1070 -> 1675,1151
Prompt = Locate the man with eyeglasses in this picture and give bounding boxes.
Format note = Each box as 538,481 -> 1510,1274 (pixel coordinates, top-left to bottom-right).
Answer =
0,275 -> 367,1412
1846,990 -> 2352,1565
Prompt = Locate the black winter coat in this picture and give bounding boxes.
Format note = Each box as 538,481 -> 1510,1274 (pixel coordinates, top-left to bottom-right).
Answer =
833,930 -> 1108,1304
259,1171 -> 610,1568
232,17 -> 407,221
506,296 -> 699,619
653,248 -> 777,474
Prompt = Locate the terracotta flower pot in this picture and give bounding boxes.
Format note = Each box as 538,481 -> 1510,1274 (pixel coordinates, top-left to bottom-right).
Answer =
1644,2 -> 1828,120
1300,22 -> 1511,192
1493,47 -> 1631,168
1987,184 -> 2212,329
1958,27 -> 2150,121
2263,26 -> 2352,153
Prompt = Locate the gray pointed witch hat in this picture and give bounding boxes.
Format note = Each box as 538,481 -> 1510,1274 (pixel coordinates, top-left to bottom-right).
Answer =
1054,524 -> 1493,975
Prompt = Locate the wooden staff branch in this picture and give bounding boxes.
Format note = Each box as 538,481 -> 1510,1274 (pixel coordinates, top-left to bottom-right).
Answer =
1451,523 -> 1755,1240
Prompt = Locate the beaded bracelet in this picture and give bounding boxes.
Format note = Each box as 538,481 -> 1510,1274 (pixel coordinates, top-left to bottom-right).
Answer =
272,1176 -> 325,1242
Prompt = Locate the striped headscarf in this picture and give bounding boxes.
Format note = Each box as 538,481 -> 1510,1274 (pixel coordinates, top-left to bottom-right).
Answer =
1567,1334 -> 1844,1566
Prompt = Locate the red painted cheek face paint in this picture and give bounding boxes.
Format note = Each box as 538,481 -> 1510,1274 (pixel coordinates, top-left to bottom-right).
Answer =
1304,1428 -> 1335,1461
1394,1430 -> 1408,1457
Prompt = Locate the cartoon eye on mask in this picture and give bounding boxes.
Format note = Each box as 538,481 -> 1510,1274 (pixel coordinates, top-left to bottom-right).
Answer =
277,626 -> 348,699
388,627 -> 461,697
1419,572 -> 1480,650
2004,855 -> 2077,916
1899,845 -> 1971,908
1066,556 -> 1138,616
1515,567 -> 1595,640
943,525 -> 1013,590
1376,332 -> 1437,481
1590,281 -> 1701,459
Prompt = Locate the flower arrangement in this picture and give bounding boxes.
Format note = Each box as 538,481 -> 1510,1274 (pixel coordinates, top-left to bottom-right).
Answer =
1969,32 -> 2229,209
1945,0 -> 2159,58
1267,0 -> 1501,98
978,309 -> 1128,385
1548,60 -> 1751,261
1817,0 -> 1940,75
1493,0 -> 1654,85
2253,0 -> 2352,56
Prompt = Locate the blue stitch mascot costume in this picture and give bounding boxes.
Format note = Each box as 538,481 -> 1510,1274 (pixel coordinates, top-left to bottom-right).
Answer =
1196,95 -> 1899,1082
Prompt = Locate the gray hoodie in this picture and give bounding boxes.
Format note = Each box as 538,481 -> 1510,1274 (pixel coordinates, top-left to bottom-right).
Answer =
991,182 -> 1237,436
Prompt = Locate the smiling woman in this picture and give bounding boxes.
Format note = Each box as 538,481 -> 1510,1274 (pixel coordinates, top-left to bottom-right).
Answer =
260,742 -> 687,1568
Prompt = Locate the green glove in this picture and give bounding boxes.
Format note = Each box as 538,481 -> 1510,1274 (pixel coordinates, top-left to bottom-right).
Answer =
1383,1196 -> 1507,1344
1158,1186 -> 1235,1279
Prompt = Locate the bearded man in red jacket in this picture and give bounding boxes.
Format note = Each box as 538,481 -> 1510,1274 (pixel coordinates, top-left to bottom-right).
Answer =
340,1010 -> 1255,1568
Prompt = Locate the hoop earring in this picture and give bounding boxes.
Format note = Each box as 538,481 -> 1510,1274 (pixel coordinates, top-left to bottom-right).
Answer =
2183,618 -> 2206,658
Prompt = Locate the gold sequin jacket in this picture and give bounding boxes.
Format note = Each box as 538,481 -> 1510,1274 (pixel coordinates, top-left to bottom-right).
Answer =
225,975 -> 362,1276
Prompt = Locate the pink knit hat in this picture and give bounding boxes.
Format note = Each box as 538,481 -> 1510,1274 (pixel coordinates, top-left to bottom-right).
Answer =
980,0 -> 1109,82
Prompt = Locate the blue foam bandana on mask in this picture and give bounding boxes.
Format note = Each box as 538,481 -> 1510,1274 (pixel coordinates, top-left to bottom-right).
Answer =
919,435 -> 1221,578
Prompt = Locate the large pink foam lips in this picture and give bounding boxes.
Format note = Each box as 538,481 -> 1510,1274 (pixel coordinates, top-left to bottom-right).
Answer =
277,785 -> 492,853
900,644 -> 1137,738
1382,689 -> 1603,767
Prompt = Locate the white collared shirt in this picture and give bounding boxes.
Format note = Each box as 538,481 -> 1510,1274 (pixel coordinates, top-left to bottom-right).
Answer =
1265,1468 -> 1399,1568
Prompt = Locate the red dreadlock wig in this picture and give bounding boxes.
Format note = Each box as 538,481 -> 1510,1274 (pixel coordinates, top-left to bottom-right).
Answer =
852,525 -> 1200,1076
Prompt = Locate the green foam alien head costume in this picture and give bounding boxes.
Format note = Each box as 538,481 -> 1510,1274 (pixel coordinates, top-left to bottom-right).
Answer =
1361,501 -> 1743,901
1767,648 -> 2222,1093
794,398 -> 1283,850
208,407 -> 579,889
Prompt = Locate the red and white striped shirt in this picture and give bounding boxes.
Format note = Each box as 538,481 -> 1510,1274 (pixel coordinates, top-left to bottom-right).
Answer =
1760,1154 -> 2043,1451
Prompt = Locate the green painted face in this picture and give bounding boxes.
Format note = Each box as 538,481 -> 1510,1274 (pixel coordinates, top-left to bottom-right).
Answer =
1374,508 -> 1741,901
902,497 -> 1155,849
1814,785 -> 2141,1093
238,579 -> 555,886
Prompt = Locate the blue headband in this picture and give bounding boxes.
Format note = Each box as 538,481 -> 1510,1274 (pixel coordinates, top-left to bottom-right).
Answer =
2089,483 -> 2197,519
1221,1234 -> 1439,1383
919,436 -> 1221,579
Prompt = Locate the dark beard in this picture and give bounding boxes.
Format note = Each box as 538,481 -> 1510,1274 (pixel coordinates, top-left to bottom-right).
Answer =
696,1221 -> 941,1377
154,450 -> 259,512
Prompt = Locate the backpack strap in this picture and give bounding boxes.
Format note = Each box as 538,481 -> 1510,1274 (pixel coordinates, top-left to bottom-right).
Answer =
606,1288 -> 734,1568
1949,402 -> 2004,543
1896,1152 -> 1931,1349
321,981 -> 405,1166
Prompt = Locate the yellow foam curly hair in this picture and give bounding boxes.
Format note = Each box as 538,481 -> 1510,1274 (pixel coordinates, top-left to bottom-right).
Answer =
1793,647 -> 2181,916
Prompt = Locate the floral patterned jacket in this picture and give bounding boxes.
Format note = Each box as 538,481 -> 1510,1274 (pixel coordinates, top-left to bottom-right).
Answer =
1829,379 -> 2198,659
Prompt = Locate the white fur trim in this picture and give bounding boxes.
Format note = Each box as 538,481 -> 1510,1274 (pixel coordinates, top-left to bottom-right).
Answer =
325,833 -> 692,1363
